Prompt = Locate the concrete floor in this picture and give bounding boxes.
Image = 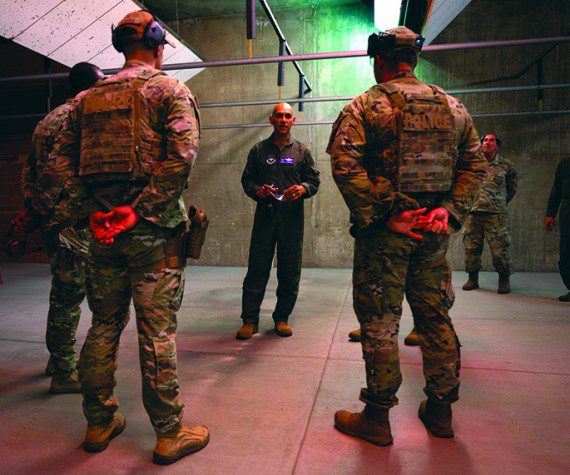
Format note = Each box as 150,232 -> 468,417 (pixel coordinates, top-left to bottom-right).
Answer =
0,263 -> 568,475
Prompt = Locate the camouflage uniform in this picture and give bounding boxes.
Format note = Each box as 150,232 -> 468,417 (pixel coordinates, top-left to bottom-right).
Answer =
327,70 -> 486,408
47,60 -> 200,434
463,154 -> 517,275
21,101 -> 90,376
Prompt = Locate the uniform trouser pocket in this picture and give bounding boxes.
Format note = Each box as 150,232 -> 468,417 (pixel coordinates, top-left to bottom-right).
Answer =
485,214 -> 513,275
47,244 -> 88,374
133,268 -> 184,433
406,260 -> 461,404
463,215 -> 485,271
152,337 -> 177,390
353,230 -> 409,408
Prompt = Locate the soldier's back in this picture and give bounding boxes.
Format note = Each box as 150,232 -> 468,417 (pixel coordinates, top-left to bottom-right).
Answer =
358,75 -> 474,151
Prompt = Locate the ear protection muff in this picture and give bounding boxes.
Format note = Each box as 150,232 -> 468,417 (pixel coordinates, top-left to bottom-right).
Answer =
142,19 -> 167,49
367,32 -> 424,58
111,24 -> 123,52
112,12 -> 167,52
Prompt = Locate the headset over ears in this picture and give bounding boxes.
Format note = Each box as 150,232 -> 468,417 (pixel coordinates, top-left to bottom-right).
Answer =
111,11 -> 167,53
367,31 -> 425,58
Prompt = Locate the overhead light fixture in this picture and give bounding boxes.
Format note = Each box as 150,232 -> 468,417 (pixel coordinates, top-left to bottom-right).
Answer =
374,0 -> 403,32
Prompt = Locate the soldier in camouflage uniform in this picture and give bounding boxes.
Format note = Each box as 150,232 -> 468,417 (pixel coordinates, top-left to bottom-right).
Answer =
462,134 -> 518,293
327,27 -> 486,444
44,10 -> 209,464
13,63 -> 103,394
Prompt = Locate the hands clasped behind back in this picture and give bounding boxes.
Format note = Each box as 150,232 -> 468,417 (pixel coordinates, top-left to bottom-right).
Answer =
89,206 -> 140,245
386,206 -> 451,240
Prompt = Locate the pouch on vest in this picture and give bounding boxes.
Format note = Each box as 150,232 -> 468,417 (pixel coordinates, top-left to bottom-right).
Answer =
379,83 -> 456,193
79,70 -> 166,183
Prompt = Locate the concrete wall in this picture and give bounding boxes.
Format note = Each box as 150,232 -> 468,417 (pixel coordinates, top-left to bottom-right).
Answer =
422,0 -> 570,273
178,0 -> 567,271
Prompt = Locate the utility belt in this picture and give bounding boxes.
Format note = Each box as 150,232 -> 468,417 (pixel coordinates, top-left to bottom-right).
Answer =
129,205 -> 209,273
129,237 -> 185,273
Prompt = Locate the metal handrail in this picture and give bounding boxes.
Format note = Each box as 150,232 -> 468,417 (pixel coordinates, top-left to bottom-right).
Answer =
1,36 -> 567,84
2,83 -> 568,121
201,109 -> 570,130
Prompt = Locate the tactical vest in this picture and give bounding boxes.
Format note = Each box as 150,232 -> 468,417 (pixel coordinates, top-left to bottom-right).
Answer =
376,83 -> 456,193
79,69 -> 166,183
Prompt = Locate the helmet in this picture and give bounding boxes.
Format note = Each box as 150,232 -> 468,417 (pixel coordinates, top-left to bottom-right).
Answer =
367,26 -> 424,59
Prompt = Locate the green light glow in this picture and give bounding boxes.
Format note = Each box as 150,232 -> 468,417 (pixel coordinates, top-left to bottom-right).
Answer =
374,0 -> 402,31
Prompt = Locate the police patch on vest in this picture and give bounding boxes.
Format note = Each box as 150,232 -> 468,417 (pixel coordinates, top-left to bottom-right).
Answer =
398,98 -> 455,193
403,105 -> 453,131
267,155 -> 276,165
280,157 -> 295,165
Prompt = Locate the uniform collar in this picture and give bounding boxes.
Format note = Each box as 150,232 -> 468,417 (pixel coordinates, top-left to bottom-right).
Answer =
386,70 -> 418,82
123,59 -> 153,69
268,132 -> 295,147
489,153 -> 501,165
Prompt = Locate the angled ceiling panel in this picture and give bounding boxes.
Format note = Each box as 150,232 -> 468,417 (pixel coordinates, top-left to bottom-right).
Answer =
423,0 -> 471,44
48,1 -> 140,68
0,0 -> 64,39
0,0 -> 203,83
13,0 -> 121,55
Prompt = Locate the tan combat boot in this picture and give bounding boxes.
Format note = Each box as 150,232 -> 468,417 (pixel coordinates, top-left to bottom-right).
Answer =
334,405 -> 393,446
404,327 -> 420,346
236,323 -> 258,340
275,322 -> 293,337
348,329 -> 361,342
497,274 -> 511,294
153,425 -> 210,465
49,371 -> 81,394
418,400 -> 454,438
462,272 -> 479,291
83,413 -> 126,452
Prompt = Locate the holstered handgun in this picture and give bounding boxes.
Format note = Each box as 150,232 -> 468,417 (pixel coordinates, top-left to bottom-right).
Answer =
183,206 -> 209,260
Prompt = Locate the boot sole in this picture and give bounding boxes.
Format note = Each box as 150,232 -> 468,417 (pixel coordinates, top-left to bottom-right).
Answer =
334,421 -> 393,446
348,336 -> 361,342
418,405 -> 454,438
275,331 -> 292,337
84,417 -> 127,452
236,331 -> 258,340
462,286 -> 479,291
152,433 -> 210,465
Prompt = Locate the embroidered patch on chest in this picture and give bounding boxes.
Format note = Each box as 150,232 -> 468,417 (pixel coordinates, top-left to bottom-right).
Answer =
266,155 -> 276,165
280,157 -> 295,165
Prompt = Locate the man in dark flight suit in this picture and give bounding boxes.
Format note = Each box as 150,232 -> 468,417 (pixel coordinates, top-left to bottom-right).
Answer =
545,158 -> 570,302
237,102 -> 320,339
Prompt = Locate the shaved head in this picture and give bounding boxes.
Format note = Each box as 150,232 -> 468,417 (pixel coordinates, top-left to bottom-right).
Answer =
272,102 -> 294,116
